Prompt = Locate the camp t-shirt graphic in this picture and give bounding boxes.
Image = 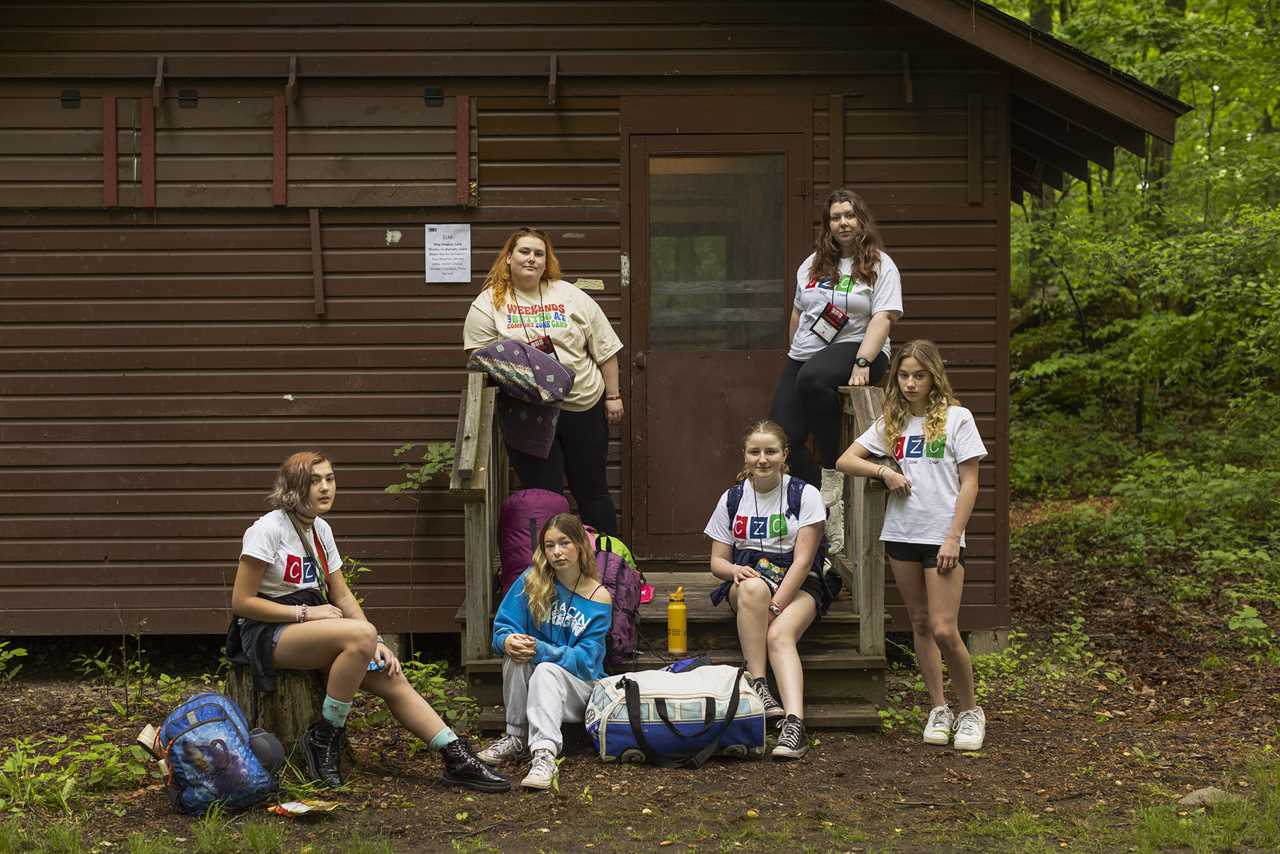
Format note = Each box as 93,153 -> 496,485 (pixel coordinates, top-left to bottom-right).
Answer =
703,474 -> 825,555
854,406 -> 988,547
788,251 -> 903,362
504,301 -> 570,333
463,278 -> 624,412
547,598 -> 591,638
240,510 -> 342,598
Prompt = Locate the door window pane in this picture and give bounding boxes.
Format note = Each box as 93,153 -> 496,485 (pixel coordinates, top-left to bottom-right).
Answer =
648,155 -> 786,351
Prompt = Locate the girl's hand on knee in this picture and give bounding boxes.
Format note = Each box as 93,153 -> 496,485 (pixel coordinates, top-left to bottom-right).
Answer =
731,565 -> 759,585
307,604 -> 345,621
849,365 -> 870,386
504,634 -> 536,662
936,536 -> 961,573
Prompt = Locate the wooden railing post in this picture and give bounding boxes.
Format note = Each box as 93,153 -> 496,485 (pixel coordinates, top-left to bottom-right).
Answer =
450,372 -> 499,664
840,386 -> 887,658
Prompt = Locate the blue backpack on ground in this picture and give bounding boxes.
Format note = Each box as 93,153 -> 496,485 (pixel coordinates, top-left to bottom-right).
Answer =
159,693 -> 277,815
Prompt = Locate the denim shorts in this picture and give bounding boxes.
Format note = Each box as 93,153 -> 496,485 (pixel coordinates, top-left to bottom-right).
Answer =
883,540 -> 966,569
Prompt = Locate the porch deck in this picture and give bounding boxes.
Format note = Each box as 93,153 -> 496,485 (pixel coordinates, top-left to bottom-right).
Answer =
450,373 -> 890,731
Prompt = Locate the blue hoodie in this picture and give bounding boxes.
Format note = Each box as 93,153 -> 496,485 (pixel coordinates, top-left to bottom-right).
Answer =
491,571 -> 612,683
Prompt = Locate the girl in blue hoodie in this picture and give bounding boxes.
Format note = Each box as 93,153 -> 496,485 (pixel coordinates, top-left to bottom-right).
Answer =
478,512 -> 612,789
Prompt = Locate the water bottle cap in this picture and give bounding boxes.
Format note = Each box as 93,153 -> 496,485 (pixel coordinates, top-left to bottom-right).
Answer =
670,586 -> 684,601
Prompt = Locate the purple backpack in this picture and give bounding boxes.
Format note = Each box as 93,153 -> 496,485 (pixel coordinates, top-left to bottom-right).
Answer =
594,546 -> 645,673
498,489 -> 571,595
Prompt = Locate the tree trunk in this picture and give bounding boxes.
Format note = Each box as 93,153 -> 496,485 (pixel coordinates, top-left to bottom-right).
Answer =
226,665 -> 325,755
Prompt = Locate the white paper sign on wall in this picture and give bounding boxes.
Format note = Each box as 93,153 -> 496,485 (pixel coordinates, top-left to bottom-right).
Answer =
424,224 -> 471,283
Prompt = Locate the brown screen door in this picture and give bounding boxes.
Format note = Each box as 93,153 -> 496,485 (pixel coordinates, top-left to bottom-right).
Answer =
628,134 -> 809,559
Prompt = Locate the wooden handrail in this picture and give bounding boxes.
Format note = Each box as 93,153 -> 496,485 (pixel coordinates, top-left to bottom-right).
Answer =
838,386 -> 888,658
448,371 -> 507,663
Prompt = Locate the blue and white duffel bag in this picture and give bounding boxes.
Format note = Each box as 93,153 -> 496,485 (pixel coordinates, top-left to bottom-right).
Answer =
584,664 -> 766,768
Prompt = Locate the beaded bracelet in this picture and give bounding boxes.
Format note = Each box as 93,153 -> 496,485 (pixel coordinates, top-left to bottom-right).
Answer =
298,604 -> 309,623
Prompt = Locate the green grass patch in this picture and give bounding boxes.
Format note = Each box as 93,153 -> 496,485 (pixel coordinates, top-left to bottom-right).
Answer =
1135,756 -> 1280,853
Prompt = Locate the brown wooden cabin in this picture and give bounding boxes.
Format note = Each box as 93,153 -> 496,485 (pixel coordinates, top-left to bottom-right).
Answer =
0,0 -> 1186,682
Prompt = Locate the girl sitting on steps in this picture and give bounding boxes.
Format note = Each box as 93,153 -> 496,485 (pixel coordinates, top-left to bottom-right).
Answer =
704,420 -> 830,760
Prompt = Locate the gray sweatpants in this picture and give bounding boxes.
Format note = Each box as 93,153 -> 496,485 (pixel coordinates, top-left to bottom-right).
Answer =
502,658 -> 595,756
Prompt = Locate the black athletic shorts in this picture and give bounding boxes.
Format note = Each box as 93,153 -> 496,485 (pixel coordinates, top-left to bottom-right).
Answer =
883,540 -> 966,569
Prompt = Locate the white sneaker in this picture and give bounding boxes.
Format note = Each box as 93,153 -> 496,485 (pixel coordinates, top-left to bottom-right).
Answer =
952,707 -> 986,751
520,748 -> 557,790
476,733 -> 525,766
922,704 -> 954,745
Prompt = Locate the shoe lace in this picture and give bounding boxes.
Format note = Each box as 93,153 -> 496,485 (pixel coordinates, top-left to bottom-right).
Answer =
955,711 -> 982,736
778,717 -> 803,746
531,751 -> 556,778
316,725 -> 342,767
927,707 -> 952,729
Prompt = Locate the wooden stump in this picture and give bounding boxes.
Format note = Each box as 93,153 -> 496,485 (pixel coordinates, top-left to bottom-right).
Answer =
226,664 -> 324,755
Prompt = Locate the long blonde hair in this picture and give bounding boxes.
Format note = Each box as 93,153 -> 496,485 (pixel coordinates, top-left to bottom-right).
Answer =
735,420 -> 791,482
881,340 -> 959,450
524,513 -> 598,625
484,227 -> 563,311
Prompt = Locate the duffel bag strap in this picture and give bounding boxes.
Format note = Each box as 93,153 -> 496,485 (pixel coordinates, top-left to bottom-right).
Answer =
654,695 -> 718,739
622,665 -> 748,770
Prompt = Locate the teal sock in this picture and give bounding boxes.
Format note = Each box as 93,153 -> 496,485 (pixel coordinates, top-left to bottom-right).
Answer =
322,695 -> 353,728
429,727 -> 458,751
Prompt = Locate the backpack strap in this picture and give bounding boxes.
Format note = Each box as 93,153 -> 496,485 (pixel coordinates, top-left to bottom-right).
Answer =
785,476 -> 807,520
725,481 -> 745,522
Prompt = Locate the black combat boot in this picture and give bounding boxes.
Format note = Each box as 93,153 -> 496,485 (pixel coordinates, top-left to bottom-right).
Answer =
302,718 -> 346,788
440,737 -> 512,792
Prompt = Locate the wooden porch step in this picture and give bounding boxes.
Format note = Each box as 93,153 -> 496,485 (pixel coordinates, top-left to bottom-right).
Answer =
475,701 -> 880,732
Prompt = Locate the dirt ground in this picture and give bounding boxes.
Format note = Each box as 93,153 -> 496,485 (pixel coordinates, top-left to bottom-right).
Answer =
3,508 -> 1278,853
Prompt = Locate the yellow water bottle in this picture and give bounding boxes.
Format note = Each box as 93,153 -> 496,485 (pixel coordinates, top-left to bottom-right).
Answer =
667,586 -> 687,655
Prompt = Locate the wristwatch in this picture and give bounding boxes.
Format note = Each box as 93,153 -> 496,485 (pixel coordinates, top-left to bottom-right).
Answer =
854,356 -> 871,368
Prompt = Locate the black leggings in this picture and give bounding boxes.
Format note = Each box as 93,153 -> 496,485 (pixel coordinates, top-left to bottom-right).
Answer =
506,396 -> 618,535
768,343 -> 890,485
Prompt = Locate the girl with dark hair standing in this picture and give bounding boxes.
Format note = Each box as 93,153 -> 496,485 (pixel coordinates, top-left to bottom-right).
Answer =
463,227 -> 624,534
228,451 -> 509,792
768,189 -> 903,548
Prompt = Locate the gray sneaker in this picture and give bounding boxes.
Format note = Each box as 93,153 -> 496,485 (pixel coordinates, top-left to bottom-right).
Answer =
751,676 -> 785,720
520,748 -> 558,790
476,733 -> 525,766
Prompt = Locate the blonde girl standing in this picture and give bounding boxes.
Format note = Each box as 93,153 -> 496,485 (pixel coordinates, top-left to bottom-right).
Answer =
837,340 -> 989,750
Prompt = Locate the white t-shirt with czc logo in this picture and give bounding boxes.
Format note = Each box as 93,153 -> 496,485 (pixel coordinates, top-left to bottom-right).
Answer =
854,406 -> 987,546
703,474 -> 825,556
240,509 -> 343,598
788,251 -> 903,362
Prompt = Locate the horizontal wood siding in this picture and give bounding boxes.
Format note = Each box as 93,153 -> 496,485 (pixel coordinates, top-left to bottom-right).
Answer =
813,71 -> 1010,628
0,84 -> 472,209
0,0 -> 1010,634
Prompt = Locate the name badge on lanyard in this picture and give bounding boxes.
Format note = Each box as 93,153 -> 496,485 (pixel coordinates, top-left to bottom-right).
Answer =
529,334 -> 559,360
810,301 -> 849,344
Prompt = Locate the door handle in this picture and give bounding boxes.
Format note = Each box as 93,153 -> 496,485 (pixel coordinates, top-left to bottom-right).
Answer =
633,351 -> 646,370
